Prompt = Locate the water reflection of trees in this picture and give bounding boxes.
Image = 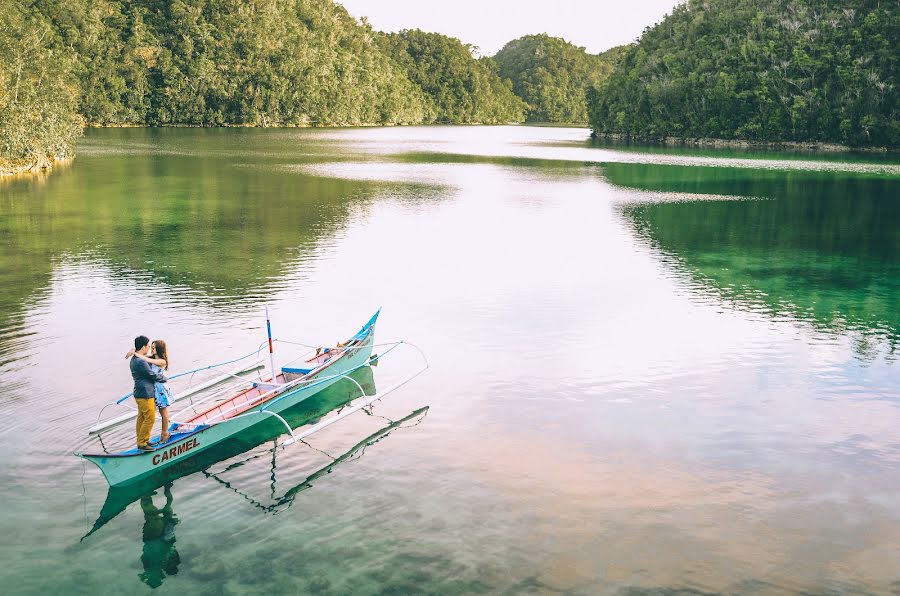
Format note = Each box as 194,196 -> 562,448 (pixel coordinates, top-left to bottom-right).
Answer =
1,150 -> 377,308
609,163 -> 899,357
0,132 -> 430,366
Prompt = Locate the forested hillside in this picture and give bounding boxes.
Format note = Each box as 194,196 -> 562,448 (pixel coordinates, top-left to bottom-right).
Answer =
8,0 -> 894,177
2,0 -> 538,174
30,0 -> 430,126
378,30 -> 526,124
0,1 -> 82,174
587,0 -> 899,147
493,35 -> 624,123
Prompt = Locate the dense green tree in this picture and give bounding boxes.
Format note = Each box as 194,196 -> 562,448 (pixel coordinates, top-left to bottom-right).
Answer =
30,0 -> 432,126
588,0 -> 899,147
378,29 -> 526,124
0,0 -> 82,174
5,0 -> 548,173
493,34 -> 624,123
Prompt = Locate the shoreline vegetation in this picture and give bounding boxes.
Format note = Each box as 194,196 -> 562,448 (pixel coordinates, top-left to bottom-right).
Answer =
591,133 -> 896,154
0,157 -> 70,178
587,0 -> 898,150
0,2 -> 82,177
85,121 -> 900,154
1,0 -> 897,178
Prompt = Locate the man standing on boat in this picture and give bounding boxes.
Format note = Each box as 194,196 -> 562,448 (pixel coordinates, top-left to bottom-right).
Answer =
131,335 -> 167,450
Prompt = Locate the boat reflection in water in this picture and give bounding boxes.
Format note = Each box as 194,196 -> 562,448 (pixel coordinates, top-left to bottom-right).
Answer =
205,405 -> 429,514
82,365 -> 428,587
138,484 -> 180,588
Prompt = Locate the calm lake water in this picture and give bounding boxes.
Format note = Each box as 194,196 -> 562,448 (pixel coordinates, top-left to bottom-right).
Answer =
1,126 -> 898,595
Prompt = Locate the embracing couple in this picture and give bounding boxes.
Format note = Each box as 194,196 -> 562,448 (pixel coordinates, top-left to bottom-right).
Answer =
128,335 -> 174,451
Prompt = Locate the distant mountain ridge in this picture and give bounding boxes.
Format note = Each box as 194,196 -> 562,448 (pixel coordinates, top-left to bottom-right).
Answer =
378,29 -> 527,124
493,34 -> 626,123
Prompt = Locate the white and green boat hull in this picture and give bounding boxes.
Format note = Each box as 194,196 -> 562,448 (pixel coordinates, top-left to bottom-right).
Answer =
78,313 -> 377,487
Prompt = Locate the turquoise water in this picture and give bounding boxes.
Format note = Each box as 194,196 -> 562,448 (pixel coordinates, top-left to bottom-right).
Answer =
0,126 -> 898,594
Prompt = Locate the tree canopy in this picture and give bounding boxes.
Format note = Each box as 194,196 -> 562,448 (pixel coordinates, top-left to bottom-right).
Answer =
587,0 -> 899,147
0,0 -> 82,174
378,29 -> 526,124
6,0 -> 895,175
30,0 -> 431,126
493,34 -> 623,123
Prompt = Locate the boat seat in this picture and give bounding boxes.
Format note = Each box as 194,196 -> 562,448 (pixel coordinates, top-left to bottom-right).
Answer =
282,367 -> 313,382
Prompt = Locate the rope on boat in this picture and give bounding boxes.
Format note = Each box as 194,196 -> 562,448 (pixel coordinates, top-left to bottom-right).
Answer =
273,339 -> 324,349
96,433 -> 112,455
104,336 -> 414,410
80,458 -> 89,534
92,338 -> 378,436
115,340 -> 273,405
89,332 -> 425,453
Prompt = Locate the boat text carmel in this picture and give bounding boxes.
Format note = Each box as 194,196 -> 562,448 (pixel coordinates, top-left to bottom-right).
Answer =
152,437 -> 199,465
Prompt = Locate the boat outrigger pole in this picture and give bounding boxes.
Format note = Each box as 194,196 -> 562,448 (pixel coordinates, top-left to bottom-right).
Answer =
265,305 -> 277,383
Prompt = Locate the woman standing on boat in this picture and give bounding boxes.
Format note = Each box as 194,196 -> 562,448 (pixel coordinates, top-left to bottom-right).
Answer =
129,340 -> 174,444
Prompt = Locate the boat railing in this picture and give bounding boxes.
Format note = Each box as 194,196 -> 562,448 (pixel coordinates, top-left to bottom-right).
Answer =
281,359 -> 429,447
187,335 -> 382,427
255,338 -> 426,416
195,337 -> 420,429
258,336 -> 393,413
217,368 -> 372,441
112,340 -> 272,406
279,341 -> 429,446
90,367 -> 262,435
89,339 -> 314,435
204,340 -> 429,448
86,332 -> 416,438
165,376 -> 261,421
275,337 -> 365,371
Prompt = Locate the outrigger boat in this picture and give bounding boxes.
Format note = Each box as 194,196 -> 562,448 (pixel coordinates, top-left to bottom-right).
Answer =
77,309 -> 427,487
81,366 -> 429,541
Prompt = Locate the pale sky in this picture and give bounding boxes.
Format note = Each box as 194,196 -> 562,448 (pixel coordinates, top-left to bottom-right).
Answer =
338,0 -> 682,55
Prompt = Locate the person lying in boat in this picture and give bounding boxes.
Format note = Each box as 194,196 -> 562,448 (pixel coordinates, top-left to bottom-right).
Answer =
126,336 -> 168,451
127,340 -> 175,445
